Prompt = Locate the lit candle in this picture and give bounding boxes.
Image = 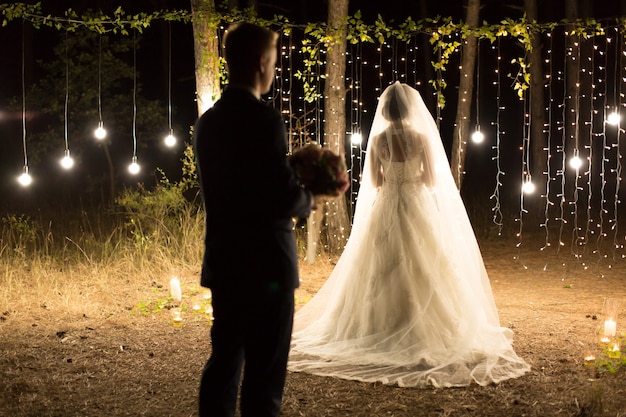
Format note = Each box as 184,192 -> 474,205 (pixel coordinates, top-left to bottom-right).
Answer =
603,319 -> 617,337
171,309 -> 183,327
169,277 -> 182,302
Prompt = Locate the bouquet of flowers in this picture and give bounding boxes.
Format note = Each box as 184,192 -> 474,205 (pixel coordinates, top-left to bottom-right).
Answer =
289,142 -> 350,197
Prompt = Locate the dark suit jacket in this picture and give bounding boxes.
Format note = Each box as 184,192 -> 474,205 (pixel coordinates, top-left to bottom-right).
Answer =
193,87 -> 312,292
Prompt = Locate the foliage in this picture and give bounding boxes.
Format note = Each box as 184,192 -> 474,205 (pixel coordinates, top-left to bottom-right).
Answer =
590,333 -> 626,374
115,146 -> 202,266
0,146 -> 203,275
3,3 -> 622,108
0,214 -> 41,257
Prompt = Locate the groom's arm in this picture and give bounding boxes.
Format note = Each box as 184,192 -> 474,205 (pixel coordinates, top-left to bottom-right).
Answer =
263,111 -> 313,220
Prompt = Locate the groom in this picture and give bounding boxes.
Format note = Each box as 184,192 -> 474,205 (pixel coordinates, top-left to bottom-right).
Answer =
193,22 -> 313,417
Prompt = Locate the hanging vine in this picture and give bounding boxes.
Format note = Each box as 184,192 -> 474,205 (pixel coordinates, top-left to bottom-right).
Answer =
0,3 -> 621,109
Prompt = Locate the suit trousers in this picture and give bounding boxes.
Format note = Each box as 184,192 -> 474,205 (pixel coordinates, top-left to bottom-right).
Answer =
198,282 -> 295,417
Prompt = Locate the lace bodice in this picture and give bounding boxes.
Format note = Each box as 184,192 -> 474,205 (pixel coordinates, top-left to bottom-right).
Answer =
381,159 -> 425,185
376,129 -> 426,185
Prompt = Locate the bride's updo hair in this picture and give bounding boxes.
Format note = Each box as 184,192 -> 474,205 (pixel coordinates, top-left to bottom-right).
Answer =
381,83 -> 410,122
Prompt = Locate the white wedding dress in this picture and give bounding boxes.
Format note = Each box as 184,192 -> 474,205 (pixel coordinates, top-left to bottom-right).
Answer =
288,82 -> 530,388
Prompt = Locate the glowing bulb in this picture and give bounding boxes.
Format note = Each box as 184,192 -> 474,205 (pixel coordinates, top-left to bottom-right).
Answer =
471,130 -> 484,143
94,121 -> 107,140
607,112 -> 620,126
569,155 -> 583,170
128,156 -> 140,175
60,150 -> 74,169
164,130 -> 176,148
522,179 -> 535,194
350,132 -> 362,146
18,167 -> 32,187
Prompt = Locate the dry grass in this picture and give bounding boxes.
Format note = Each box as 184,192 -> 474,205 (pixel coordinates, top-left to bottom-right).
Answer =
2,233 -> 626,417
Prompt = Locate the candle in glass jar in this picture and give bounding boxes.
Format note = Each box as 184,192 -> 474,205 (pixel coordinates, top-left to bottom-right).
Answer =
170,276 -> 182,301
604,319 -> 617,337
171,309 -> 183,327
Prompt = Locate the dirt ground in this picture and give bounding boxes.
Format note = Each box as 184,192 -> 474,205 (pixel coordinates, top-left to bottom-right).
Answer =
2,233 -> 626,417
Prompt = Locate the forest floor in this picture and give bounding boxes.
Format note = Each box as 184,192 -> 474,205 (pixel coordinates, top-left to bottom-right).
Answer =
2,233 -> 626,417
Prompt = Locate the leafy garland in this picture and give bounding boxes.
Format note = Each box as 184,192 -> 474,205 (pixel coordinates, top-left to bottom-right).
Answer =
3,2 -> 626,106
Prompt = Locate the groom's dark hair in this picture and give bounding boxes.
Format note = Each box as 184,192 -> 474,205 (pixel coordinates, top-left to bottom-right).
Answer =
223,22 -> 278,79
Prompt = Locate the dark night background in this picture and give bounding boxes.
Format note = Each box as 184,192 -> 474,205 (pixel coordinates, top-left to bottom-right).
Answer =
0,0 -> 624,218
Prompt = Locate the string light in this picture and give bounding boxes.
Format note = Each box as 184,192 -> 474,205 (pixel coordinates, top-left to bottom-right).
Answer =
472,40 -> 483,144
516,65 -> 532,263
18,19 -> 32,187
94,35 -> 106,140
593,30 -> 612,263
60,30 -> 74,170
540,30 -> 555,256
489,39 -> 503,235
569,35 -> 584,259
128,29 -> 140,175
584,36 -> 597,260
554,32 -> 571,258
612,31 -> 625,260
164,21 -> 176,148
346,40 -> 365,218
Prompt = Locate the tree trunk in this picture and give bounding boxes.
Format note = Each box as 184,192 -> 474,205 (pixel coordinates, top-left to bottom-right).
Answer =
451,0 -> 480,189
319,0 -> 350,257
525,0 -> 547,216
190,0 -> 221,116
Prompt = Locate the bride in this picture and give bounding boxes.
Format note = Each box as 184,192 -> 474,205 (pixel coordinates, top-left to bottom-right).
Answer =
288,81 -> 530,388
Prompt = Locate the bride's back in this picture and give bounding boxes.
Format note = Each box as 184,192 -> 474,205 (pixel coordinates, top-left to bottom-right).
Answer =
374,127 -> 427,185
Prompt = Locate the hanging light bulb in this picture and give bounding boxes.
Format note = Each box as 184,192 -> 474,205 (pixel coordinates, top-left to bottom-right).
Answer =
94,121 -> 107,140
471,128 -> 484,144
18,166 -> 32,187
128,155 -> 140,175
60,149 -> 74,169
522,175 -> 535,194
350,132 -> 362,146
569,150 -> 583,170
607,110 -> 620,126
164,129 -> 176,148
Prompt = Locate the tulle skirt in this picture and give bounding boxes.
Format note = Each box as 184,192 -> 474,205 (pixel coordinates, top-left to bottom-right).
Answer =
288,181 -> 530,387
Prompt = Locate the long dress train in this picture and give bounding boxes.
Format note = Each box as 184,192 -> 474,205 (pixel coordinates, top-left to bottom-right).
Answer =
288,82 -> 530,388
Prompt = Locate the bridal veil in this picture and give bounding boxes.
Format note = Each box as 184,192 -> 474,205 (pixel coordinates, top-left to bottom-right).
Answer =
289,82 -> 530,387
